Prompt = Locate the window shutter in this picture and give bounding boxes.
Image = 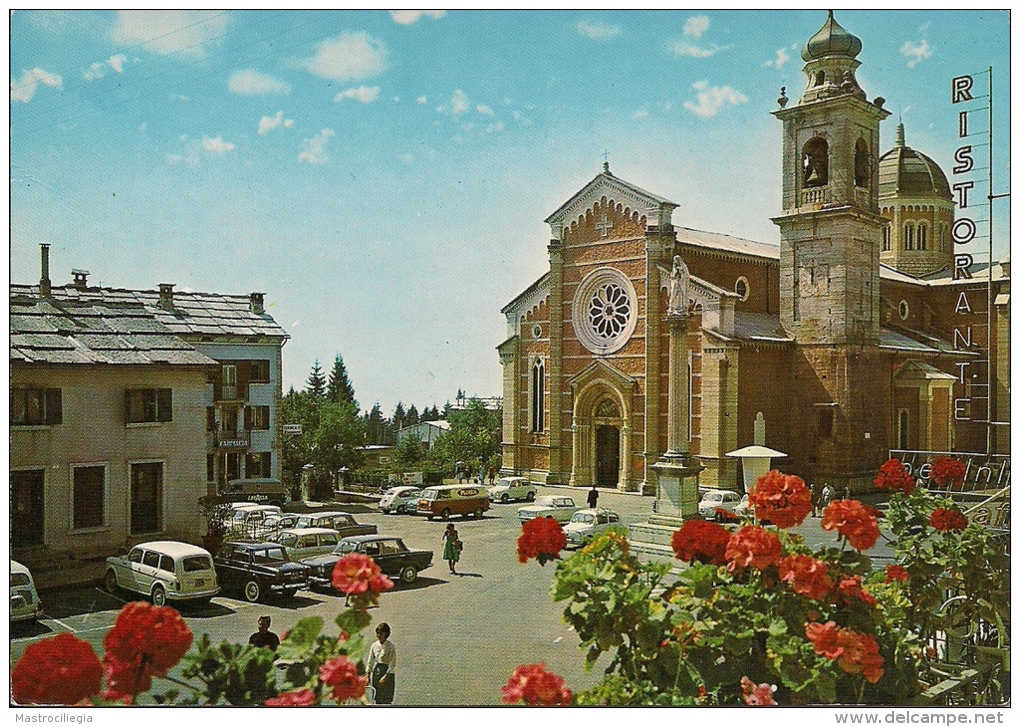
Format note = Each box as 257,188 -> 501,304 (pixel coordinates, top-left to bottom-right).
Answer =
207,407 -> 216,432
125,389 -> 133,424
46,389 -> 62,425
157,388 -> 173,422
243,406 -> 252,431
262,452 -> 272,477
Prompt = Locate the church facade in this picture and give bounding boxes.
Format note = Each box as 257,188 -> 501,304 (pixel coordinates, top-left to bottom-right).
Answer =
498,12 -> 1009,494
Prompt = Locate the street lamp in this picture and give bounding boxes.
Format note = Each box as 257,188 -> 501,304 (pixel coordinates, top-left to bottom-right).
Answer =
338,466 -> 350,492
725,445 -> 788,494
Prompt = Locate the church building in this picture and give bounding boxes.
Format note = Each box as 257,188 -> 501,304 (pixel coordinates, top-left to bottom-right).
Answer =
497,12 -> 1009,495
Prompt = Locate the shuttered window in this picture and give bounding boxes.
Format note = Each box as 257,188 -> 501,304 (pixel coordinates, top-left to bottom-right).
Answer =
125,388 -> 172,423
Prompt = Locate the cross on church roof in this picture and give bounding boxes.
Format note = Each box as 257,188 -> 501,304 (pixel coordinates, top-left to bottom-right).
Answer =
596,211 -> 614,239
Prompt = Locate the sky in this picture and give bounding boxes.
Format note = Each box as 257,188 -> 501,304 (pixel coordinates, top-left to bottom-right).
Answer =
9,10 -> 1012,418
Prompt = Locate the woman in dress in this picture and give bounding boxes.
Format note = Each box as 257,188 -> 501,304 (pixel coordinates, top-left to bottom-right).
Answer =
441,523 -> 460,574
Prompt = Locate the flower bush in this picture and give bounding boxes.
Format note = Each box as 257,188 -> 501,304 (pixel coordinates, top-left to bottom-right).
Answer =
748,470 -> 812,528
502,662 -> 573,705
517,517 -> 567,566
874,459 -> 915,496
11,633 -> 104,705
671,519 -> 731,565
930,457 -> 967,489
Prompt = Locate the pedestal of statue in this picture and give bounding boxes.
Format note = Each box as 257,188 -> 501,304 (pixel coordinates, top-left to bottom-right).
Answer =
629,452 -> 704,560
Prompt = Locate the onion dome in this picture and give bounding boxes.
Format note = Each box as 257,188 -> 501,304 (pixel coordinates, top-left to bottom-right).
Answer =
801,11 -> 863,62
878,123 -> 952,200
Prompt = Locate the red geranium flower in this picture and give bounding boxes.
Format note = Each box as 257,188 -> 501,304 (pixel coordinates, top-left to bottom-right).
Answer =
749,470 -> 813,529
11,633 -> 103,705
740,676 -> 778,706
930,457 -> 967,489
725,525 -> 782,573
778,555 -> 833,600
874,459 -> 916,495
319,656 -> 368,703
331,553 -> 394,601
930,507 -> 968,532
836,575 -> 876,607
821,500 -> 880,551
517,517 -> 567,566
502,662 -> 573,705
671,519 -> 731,565
884,565 -> 909,584
265,688 -> 316,707
102,602 -> 193,699
805,622 -> 884,683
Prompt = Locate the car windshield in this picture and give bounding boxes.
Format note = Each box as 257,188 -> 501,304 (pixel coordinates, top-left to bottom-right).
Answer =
182,555 -> 213,572
253,547 -> 287,564
532,497 -> 555,507
10,573 -> 31,587
705,492 -> 723,502
572,513 -> 595,524
336,541 -> 361,554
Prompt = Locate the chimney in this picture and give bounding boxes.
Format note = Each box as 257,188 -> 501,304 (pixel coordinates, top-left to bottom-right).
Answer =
72,269 -> 90,290
158,283 -> 175,310
39,243 -> 51,298
250,292 -> 265,315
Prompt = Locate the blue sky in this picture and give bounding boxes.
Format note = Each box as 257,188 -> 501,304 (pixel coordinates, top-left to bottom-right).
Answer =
9,10 -> 1011,417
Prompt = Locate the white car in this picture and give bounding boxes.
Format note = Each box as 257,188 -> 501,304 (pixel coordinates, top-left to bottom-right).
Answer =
698,489 -> 743,520
268,528 -> 342,561
562,509 -> 622,548
517,496 -> 580,524
104,541 -> 220,606
379,486 -> 424,514
487,477 -> 537,503
10,560 -> 43,623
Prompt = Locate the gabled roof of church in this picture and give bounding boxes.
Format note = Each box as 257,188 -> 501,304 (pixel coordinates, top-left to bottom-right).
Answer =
544,167 -> 677,227
676,227 -> 780,262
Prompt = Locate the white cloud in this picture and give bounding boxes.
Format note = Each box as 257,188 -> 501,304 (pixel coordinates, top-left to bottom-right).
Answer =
334,85 -> 380,103
451,89 -> 469,115
684,15 -> 710,39
258,110 -> 294,135
900,39 -> 932,68
110,10 -> 228,60
83,54 -> 128,81
298,128 -> 335,165
576,20 -> 621,40
486,121 -> 504,133
389,10 -> 445,25
683,80 -> 748,118
229,69 -> 290,96
108,54 -> 126,73
671,41 -> 718,59
10,67 -> 63,102
301,31 -> 387,81
202,136 -> 235,154
476,104 -> 494,116
633,108 -> 649,119
417,95 -> 428,104
764,47 -> 790,69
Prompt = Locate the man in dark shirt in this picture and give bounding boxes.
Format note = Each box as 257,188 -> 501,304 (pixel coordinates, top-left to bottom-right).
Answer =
249,615 -> 280,651
587,485 -> 599,510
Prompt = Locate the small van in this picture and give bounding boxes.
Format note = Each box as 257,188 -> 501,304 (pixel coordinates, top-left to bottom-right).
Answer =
416,484 -> 490,520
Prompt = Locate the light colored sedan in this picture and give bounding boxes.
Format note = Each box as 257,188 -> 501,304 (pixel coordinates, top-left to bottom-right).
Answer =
104,541 -> 219,606
487,477 -> 537,503
517,496 -> 580,524
10,560 -> 43,623
379,486 -> 424,514
563,509 -> 622,548
698,489 -> 743,520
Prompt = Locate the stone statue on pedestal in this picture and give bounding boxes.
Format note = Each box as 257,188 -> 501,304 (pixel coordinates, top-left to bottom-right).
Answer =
668,255 -> 689,317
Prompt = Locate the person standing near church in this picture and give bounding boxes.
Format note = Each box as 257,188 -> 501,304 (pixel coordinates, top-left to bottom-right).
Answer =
367,622 -> 396,704
587,485 -> 599,510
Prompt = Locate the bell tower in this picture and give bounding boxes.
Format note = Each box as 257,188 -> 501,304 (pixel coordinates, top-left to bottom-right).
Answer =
772,11 -> 890,345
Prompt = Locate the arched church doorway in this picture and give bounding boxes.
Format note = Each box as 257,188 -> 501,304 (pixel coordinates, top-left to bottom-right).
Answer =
595,425 -> 620,487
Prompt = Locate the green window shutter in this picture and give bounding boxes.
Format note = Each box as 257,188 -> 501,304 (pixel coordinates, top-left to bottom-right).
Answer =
46,389 -> 62,425
157,388 -> 173,422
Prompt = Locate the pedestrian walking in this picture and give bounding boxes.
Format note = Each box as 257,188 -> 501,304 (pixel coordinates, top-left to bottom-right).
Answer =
822,483 -> 834,509
464,463 -> 472,484
587,485 -> 599,510
809,483 -> 819,517
843,485 -> 851,500
456,461 -> 465,483
487,466 -> 496,485
441,523 -> 462,575
366,622 -> 397,704
248,615 -> 280,652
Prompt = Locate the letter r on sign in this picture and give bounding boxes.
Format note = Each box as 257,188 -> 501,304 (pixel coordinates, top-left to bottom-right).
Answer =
952,75 -> 974,103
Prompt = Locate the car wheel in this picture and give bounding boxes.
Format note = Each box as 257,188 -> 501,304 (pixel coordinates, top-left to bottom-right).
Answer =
151,584 -> 167,607
244,580 -> 261,603
400,565 -> 418,584
396,504 -> 405,514
282,588 -> 298,599
526,491 -> 536,501
104,569 -> 119,594
500,494 -> 509,503
440,508 -> 451,521
474,507 -> 484,519
426,515 -> 434,521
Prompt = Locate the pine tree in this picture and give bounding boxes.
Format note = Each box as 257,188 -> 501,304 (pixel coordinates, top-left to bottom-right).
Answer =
365,402 -> 385,445
393,402 -> 406,432
406,404 -> 420,426
326,353 -> 356,405
306,360 -> 326,398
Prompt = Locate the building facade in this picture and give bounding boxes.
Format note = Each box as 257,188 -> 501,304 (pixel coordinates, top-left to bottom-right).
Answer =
498,13 -> 1009,494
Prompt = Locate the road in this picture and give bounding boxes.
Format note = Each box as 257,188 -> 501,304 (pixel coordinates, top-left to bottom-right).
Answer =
10,486 -> 895,706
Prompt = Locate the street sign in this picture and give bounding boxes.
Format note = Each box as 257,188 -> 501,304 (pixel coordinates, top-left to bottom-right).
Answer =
282,424 -> 302,435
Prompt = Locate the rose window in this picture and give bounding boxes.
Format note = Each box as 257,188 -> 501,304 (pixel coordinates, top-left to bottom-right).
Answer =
587,284 -> 631,340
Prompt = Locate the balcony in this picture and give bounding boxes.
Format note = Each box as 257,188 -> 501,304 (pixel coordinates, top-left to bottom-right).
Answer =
215,431 -> 250,450
800,186 -> 829,206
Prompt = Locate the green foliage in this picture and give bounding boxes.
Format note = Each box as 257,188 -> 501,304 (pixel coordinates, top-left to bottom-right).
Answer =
306,360 -> 326,398
425,399 -> 501,474
326,354 -> 356,406
177,634 -> 279,705
394,433 -> 426,469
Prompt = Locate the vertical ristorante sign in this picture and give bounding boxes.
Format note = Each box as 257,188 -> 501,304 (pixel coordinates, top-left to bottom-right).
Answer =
949,69 -> 994,445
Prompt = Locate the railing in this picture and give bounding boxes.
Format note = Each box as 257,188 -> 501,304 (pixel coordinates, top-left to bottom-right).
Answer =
800,187 -> 828,206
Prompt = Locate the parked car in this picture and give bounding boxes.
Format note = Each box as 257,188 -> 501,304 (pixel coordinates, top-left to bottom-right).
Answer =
224,504 -> 282,540
104,541 -> 219,606
562,509 -> 622,548
10,560 -> 43,623
733,494 -> 752,518
213,541 -> 310,603
302,535 -> 434,590
517,496 -> 581,524
698,489 -> 743,520
268,528 -> 342,561
487,477 -> 537,503
379,486 -> 424,514
293,511 -> 378,538
263,512 -> 300,532
417,484 -> 490,520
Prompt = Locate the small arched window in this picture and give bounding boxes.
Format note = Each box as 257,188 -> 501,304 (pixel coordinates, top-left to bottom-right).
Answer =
903,223 -> 915,250
531,359 -> 545,433
854,138 -> 870,188
897,410 -> 909,449
917,223 -> 928,250
815,70 -> 825,87
735,276 -> 749,301
802,137 -> 829,188
882,225 -> 891,251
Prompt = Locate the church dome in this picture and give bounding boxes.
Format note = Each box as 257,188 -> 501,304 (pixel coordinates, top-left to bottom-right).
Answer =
801,11 -> 863,62
878,124 -> 952,200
